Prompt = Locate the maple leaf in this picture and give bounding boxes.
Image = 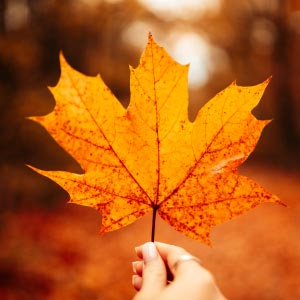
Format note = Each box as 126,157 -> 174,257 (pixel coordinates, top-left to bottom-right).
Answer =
29,34 -> 283,245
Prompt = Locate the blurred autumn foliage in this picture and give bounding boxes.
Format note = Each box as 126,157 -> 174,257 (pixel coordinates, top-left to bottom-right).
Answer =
0,1 -> 299,300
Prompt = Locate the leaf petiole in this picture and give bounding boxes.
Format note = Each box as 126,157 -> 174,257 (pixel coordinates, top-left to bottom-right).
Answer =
151,205 -> 158,242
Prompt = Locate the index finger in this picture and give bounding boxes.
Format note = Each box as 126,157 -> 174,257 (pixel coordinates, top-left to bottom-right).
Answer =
154,242 -> 203,276
135,242 -> 203,277
156,243 -> 226,299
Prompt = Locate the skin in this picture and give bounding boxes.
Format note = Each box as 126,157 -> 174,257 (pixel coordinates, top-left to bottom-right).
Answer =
132,242 -> 226,300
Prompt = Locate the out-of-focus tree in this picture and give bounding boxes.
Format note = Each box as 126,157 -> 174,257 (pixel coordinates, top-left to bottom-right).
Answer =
194,0 -> 300,165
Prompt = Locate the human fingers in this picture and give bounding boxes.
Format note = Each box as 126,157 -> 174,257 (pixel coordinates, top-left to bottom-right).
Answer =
154,242 -> 226,300
133,242 -> 167,300
132,261 -> 143,276
135,245 -> 143,259
136,242 -> 201,280
154,242 -> 202,277
132,274 -> 143,291
135,244 -> 173,282
132,261 -> 143,291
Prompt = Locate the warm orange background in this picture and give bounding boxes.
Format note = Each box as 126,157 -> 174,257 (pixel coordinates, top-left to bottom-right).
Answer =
0,1 -> 299,300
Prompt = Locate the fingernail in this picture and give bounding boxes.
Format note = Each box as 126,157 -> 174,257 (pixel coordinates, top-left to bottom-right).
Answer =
142,242 -> 158,263
132,261 -> 138,273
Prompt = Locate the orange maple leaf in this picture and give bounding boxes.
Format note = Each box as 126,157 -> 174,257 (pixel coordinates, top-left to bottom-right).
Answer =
29,34 -> 283,245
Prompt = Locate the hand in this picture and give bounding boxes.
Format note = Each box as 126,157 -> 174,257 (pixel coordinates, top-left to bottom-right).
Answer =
132,242 -> 226,300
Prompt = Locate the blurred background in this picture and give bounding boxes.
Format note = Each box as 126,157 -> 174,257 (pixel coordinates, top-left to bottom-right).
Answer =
0,0 -> 299,299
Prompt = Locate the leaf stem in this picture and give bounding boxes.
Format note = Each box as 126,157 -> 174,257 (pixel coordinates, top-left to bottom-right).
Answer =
151,205 -> 158,242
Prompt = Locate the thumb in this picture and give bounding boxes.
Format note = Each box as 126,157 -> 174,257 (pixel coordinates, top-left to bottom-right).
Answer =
139,242 -> 167,298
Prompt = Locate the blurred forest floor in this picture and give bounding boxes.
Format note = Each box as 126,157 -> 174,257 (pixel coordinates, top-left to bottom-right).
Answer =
0,164 -> 299,300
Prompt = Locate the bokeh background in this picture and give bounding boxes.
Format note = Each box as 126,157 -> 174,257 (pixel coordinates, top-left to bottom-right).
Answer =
0,0 -> 299,299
